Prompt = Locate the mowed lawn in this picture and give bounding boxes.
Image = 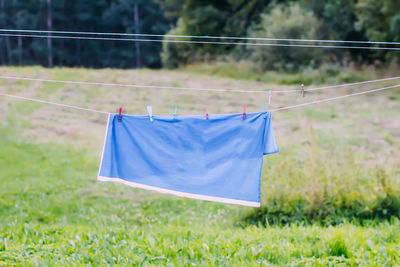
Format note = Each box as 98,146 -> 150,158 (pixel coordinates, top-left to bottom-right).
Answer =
0,66 -> 400,265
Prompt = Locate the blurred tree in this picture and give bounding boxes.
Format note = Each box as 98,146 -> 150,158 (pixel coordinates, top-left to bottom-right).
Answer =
161,19 -> 189,68
0,0 -> 399,68
355,0 -> 400,62
159,0 -> 271,67
0,0 -> 169,68
102,0 -> 169,68
304,0 -> 357,41
248,3 -> 323,71
303,0 -> 369,65
0,0 -> 14,65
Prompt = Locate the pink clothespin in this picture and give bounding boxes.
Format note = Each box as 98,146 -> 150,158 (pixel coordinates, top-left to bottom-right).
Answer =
243,104 -> 246,119
118,107 -> 122,122
206,106 -> 209,120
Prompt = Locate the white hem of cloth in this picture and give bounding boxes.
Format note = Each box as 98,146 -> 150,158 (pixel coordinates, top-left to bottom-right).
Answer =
97,114 -> 110,178
97,176 -> 260,207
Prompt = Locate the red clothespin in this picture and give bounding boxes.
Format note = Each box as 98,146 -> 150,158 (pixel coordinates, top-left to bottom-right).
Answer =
243,104 -> 246,119
118,107 -> 122,122
206,106 -> 209,120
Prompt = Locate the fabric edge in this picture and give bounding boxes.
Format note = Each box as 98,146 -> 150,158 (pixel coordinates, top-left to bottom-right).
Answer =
97,114 -> 111,178
97,176 -> 260,207
263,148 -> 280,155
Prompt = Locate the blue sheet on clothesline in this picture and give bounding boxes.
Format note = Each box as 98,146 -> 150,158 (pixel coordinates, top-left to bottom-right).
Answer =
98,112 -> 279,207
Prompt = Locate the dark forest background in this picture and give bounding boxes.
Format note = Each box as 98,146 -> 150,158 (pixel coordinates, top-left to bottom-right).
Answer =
0,0 -> 399,70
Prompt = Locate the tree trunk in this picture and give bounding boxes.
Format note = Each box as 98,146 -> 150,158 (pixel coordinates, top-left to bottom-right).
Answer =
1,0 -> 11,64
47,0 -> 53,67
5,36 -> 11,65
59,40 -> 64,67
134,0 -> 141,68
18,36 -> 22,66
0,0 -> 3,65
17,11 -> 22,66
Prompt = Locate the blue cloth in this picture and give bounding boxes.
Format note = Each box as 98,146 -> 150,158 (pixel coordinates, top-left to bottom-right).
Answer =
98,112 -> 279,207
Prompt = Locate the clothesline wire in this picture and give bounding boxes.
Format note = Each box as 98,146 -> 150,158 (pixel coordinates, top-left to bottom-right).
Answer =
270,84 -> 400,112
0,92 -> 110,115
1,75 -> 399,94
306,76 -> 400,92
0,75 -> 295,93
1,84 -> 399,115
1,33 -> 400,51
1,29 -> 400,46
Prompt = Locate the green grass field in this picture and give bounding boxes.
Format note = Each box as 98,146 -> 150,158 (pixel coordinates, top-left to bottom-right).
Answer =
0,66 -> 400,265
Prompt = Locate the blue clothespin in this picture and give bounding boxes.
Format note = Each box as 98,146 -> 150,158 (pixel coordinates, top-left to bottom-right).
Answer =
146,105 -> 153,122
262,104 -> 268,118
173,106 -> 178,119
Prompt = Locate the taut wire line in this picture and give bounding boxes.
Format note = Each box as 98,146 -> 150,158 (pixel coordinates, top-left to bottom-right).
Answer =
0,75 -> 295,93
305,76 -> 400,92
0,92 -> 110,115
1,28 -> 400,46
270,84 -> 400,112
1,84 -> 399,115
1,33 -> 400,51
0,75 -> 399,94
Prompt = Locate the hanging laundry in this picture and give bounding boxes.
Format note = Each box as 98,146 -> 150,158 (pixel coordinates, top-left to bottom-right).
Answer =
98,112 -> 279,207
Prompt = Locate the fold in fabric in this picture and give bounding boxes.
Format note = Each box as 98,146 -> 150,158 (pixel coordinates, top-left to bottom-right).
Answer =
98,112 -> 279,207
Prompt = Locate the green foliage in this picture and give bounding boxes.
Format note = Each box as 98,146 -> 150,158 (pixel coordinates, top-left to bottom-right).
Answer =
356,0 -> 400,42
304,0 -> 357,41
160,0 -> 400,69
161,19 -> 189,68
248,3 -> 323,71
355,0 -> 400,62
327,235 -> 350,258
159,0 -> 270,67
303,0 -> 368,65
240,154 -> 400,226
157,0 -> 269,38
1,1 -> 400,69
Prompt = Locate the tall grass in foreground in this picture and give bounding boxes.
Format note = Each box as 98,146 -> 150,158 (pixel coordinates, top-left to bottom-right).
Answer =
1,120 -> 400,264
243,161 -> 400,226
242,125 -> 400,226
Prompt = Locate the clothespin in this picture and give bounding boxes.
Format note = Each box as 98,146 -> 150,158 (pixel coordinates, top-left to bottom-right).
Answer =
243,104 -> 246,119
146,105 -> 153,122
262,104 -> 268,119
301,84 -> 305,97
206,106 -> 209,120
118,107 -> 122,122
268,91 -> 272,105
173,106 -> 178,119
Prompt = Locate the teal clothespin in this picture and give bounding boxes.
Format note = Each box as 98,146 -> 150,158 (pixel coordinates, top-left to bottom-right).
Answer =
173,106 -> 178,119
262,104 -> 268,118
146,105 -> 153,122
